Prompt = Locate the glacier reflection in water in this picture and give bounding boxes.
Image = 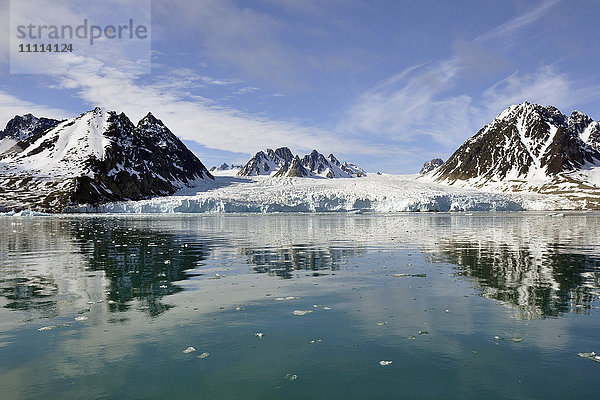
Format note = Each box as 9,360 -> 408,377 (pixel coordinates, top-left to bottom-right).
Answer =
0,213 -> 599,399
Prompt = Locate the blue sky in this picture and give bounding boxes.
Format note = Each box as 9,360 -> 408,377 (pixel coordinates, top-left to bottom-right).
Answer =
1,0 -> 600,173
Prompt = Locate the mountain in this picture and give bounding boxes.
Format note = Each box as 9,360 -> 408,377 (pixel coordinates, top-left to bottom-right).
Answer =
238,147 -> 365,178
431,102 -> 600,199
420,158 -> 444,174
273,155 -> 311,177
301,150 -> 366,178
0,108 -> 212,211
237,147 -> 294,176
0,114 -> 62,154
210,163 -> 243,172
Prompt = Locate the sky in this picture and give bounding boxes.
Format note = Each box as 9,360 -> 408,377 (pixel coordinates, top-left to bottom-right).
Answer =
1,0 -> 600,173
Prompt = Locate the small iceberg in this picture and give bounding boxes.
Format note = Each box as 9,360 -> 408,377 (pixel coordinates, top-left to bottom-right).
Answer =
292,310 -> 313,316
379,360 -> 392,366
183,347 -> 196,354
578,352 -> 600,363
74,316 -> 88,322
38,326 -> 56,331
284,374 -> 297,381
197,352 -> 210,359
255,332 -> 264,338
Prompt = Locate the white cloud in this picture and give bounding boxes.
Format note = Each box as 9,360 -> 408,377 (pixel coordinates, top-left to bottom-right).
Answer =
50,62 -> 384,157
475,0 -> 561,44
0,91 -> 71,126
339,60 -> 477,147
483,66 -> 569,112
338,0 -> 578,151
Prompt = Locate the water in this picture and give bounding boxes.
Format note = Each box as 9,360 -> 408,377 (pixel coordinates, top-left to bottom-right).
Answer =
0,213 -> 599,399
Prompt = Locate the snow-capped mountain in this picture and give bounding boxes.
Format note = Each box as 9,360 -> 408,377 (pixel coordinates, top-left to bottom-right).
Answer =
301,150 -> 366,178
0,114 -> 62,154
0,108 -> 212,211
420,158 -> 444,174
210,163 -> 243,172
237,147 -> 294,176
273,155 -> 311,177
238,147 -> 365,178
431,102 -> 600,199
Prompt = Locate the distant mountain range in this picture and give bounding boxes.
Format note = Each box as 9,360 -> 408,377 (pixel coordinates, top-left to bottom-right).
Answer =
424,102 -> 600,205
210,163 -> 243,172
238,147 -> 366,178
2,101 -> 600,212
0,108 -> 212,211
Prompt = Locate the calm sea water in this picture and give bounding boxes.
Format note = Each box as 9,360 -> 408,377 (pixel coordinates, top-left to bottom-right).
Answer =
0,213 -> 599,399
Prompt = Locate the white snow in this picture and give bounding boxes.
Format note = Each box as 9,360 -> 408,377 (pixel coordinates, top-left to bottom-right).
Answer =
70,173 -> 573,213
0,108 -> 111,179
0,138 -> 17,154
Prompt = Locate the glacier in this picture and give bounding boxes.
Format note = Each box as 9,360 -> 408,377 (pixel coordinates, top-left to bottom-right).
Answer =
68,172 -> 575,213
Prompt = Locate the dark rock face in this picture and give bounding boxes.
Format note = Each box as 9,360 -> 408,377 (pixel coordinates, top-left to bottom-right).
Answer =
72,112 -> 213,204
238,147 -> 293,176
239,147 -> 365,178
569,111 -> 600,152
0,114 -> 62,141
0,108 -> 213,211
420,158 -> 444,174
302,150 -> 331,174
434,102 -> 600,185
273,156 -> 310,177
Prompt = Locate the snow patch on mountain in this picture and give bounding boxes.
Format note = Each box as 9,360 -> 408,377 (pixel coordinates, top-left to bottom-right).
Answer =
428,102 -> 600,207
238,147 -> 365,178
0,108 -> 213,211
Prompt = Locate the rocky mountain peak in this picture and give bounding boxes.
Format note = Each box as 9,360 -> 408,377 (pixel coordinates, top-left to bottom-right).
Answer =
420,158 -> 444,174
238,147 -> 365,178
0,107 -> 212,211
433,102 -> 600,189
0,113 -> 62,142
273,155 -> 310,178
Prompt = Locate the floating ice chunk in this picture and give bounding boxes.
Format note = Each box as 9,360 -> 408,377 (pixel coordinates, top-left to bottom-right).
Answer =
38,326 -> 56,331
284,374 -> 297,381
255,332 -> 264,338
418,330 -> 429,335
275,296 -> 299,301
376,322 -> 387,326
510,337 -> 524,342
164,260 -> 171,264
309,339 -> 322,344
445,309 -> 450,313
74,316 -> 88,322
379,360 -> 392,366
235,306 -> 244,311
494,335 -> 504,340
197,352 -> 210,359
578,352 -> 600,363
406,335 -> 416,340
292,310 -> 313,316
183,347 -> 196,354
87,301 -> 95,305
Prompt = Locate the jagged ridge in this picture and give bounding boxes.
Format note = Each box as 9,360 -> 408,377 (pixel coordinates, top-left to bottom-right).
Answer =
0,108 -> 213,211
238,147 -> 365,178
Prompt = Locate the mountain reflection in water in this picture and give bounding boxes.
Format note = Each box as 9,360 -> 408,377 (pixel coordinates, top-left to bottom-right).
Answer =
0,213 -> 599,320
